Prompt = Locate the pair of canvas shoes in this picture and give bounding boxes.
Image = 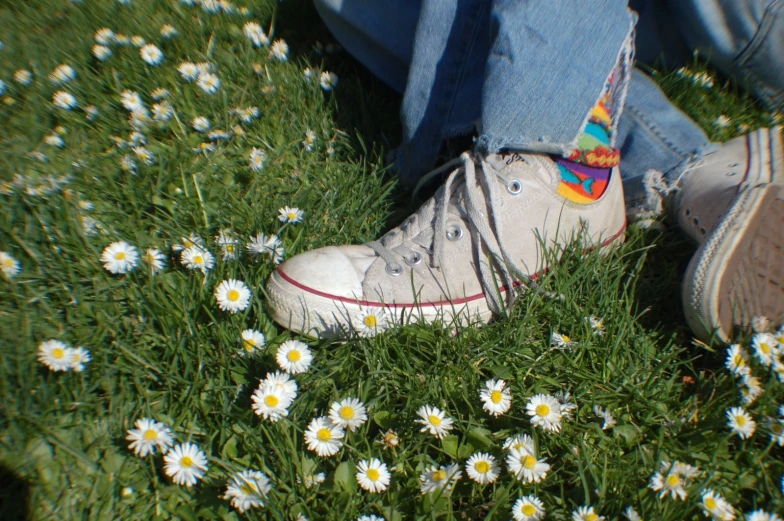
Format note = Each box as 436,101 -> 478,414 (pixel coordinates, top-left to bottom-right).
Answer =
266,128 -> 783,343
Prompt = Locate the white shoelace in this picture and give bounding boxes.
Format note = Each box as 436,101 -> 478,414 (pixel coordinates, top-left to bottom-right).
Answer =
368,152 -> 550,314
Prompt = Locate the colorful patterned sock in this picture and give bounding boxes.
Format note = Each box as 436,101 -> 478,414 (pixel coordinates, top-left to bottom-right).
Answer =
555,75 -> 620,204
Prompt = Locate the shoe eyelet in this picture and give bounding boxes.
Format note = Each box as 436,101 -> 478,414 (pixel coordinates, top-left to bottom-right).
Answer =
726,171 -> 737,177
507,180 -> 522,195
684,208 -> 692,217
727,162 -> 740,167
400,217 -> 415,232
385,263 -> 403,276
693,217 -> 700,225
405,252 -> 422,266
446,225 -> 463,241
699,226 -> 708,235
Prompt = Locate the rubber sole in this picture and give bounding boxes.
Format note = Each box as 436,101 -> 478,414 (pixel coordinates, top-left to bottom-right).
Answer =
683,184 -> 784,343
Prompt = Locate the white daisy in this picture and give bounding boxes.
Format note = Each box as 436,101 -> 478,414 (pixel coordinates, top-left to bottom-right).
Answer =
114,33 -> 130,45
700,489 -> 735,521
208,130 -> 231,141
299,472 -> 326,488
261,371 -> 298,400
38,339 -> 73,372
120,154 -> 137,173
269,39 -> 289,61
241,329 -> 265,355
554,390 -> 578,418
163,442 -> 209,487
215,279 -> 251,314
303,68 -> 313,80
49,64 -> 76,84
130,35 -> 146,47
181,246 -> 215,273
465,453 -> 499,484
178,62 -> 200,81
248,147 -> 267,172
741,374 -> 764,405
419,463 -> 461,496
197,72 -> 221,94
192,117 -> 211,132
53,91 -> 77,110
356,516 -> 384,521
45,134 -> 64,147
526,394 -> 562,432
101,241 -> 139,274
715,115 -> 731,128
356,458 -> 390,493
319,71 -> 339,91
752,332 -> 779,366
195,62 -> 214,75
276,339 -> 313,374
328,398 -> 368,432
767,417 -> 784,445
587,315 -> 605,335
726,406 -> 755,439
14,69 -> 33,86
0,251 -> 21,278
747,511 -> 783,521
251,382 -> 293,422
512,495 -> 545,521
215,230 -> 239,260
775,326 -> 784,346
593,405 -> 616,430
503,434 -> 535,454
278,206 -> 304,223
355,308 -> 388,337
725,344 -> 750,377
649,460 -> 699,500
69,347 -> 91,372
94,27 -> 114,45
92,45 -> 112,61
126,417 -> 174,457
479,379 -> 512,416
302,129 -> 317,152
623,506 -> 642,521
150,88 -> 169,100
129,109 -> 150,130
304,416 -> 344,457
572,506 -> 605,521
247,233 -> 284,263
142,248 -> 165,274
225,470 -> 271,513
129,132 -> 147,147
551,332 -> 576,349
133,147 -> 155,165
415,405 -> 454,439
506,447 -> 550,484
243,22 -> 269,47
160,24 -> 178,38
120,90 -> 144,112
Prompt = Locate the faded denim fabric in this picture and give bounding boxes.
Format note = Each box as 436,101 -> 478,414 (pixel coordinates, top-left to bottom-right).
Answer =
314,0 -> 784,204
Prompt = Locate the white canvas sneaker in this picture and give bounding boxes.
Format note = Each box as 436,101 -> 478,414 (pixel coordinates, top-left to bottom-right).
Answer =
267,152 -> 627,338
676,128 -> 784,343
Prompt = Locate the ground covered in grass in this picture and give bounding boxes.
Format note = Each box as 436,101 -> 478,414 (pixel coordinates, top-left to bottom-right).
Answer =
1,1 -> 783,520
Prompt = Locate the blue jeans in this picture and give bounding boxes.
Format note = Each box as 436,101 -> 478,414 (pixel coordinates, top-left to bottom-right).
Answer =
314,0 -> 784,212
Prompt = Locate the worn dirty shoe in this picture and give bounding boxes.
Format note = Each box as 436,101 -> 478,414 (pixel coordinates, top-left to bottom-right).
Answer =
676,128 -> 784,343
266,152 -> 626,338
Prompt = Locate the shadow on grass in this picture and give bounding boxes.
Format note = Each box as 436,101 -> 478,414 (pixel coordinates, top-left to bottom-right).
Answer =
0,464 -> 31,521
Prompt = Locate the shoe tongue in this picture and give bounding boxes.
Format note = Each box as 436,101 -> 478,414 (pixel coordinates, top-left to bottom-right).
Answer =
485,152 -> 558,186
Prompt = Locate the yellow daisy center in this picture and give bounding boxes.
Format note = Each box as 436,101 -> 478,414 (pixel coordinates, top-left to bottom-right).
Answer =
193,255 -> 204,264
536,404 -> 550,417
735,415 -> 746,427
244,340 -> 255,351
265,395 -> 279,407
226,244 -> 235,253
144,253 -> 154,263
522,504 -> 536,516
428,415 -> 442,426
432,470 -> 446,482
666,474 -> 681,487
363,315 -> 377,328
474,461 -> 490,474
705,497 -> 717,509
733,354 -> 744,366
490,390 -> 503,404
115,252 -> 126,260
761,343 -> 771,354
522,455 -> 537,470
227,289 -> 240,301
52,348 -> 65,359
240,483 -> 256,495
2,259 -> 12,267
562,335 -> 570,342
366,468 -> 380,481
317,428 -> 332,442
73,354 -> 81,363
287,350 -> 301,362
287,212 -> 297,220
339,406 -> 355,420
143,429 -> 158,441
180,456 -> 193,468
184,240 -> 194,248
586,514 -> 599,521
772,423 -> 783,435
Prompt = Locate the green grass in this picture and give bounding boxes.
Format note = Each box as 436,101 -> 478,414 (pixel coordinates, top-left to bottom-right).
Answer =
1,1 -> 783,520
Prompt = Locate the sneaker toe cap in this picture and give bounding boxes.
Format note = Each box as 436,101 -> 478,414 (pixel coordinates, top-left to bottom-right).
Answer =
273,245 -> 373,299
